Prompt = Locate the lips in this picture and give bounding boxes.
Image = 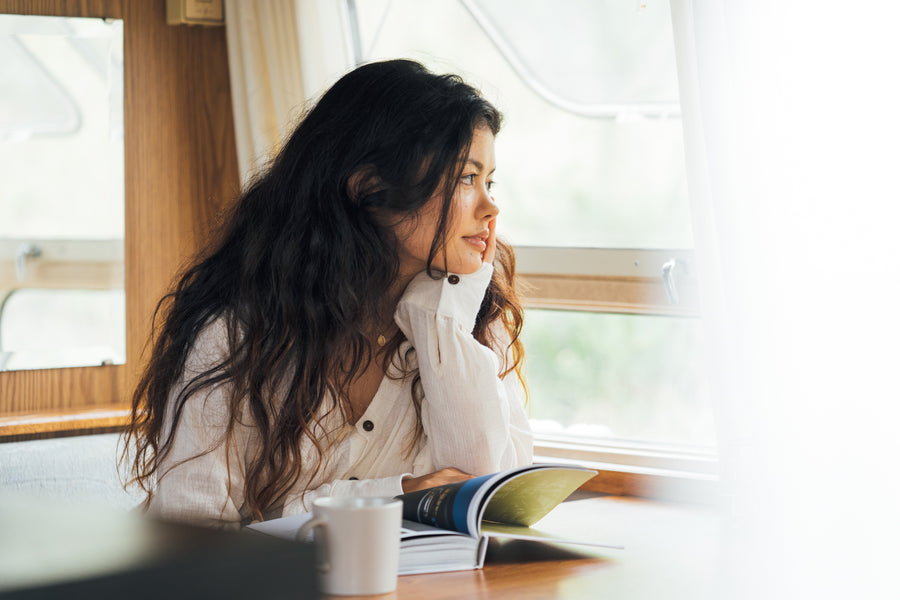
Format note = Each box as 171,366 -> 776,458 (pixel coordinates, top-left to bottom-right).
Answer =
463,231 -> 489,251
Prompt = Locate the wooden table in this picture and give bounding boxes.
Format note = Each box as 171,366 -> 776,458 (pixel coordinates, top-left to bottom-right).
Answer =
338,493 -> 722,599
1,492 -> 719,599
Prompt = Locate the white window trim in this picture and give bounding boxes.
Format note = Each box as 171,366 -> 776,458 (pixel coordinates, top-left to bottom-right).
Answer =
457,0 -> 681,120
0,239 -> 124,291
516,246 -> 700,317
533,434 -> 717,489
533,433 -> 716,474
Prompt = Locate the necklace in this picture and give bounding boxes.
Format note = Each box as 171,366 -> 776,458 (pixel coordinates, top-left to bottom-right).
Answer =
376,334 -> 387,347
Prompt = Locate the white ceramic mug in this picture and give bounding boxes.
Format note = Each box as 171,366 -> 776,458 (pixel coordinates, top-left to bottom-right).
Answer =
297,496 -> 402,596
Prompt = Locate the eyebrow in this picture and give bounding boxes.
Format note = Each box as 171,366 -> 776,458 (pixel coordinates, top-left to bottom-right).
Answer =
465,159 -> 495,174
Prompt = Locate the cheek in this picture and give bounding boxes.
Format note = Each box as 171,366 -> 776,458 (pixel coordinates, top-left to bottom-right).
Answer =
395,215 -> 437,262
416,200 -> 450,250
409,228 -> 436,260
454,192 -> 473,215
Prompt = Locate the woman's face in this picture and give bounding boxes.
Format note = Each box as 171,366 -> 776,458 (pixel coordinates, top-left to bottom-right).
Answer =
393,126 -> 499,282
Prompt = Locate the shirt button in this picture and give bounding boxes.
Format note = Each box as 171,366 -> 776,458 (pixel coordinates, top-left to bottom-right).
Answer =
447,274 -> 460,284
362,420 -> 374,432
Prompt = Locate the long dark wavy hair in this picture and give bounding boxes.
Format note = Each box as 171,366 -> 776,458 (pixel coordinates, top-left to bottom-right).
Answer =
122,59 -> 525,521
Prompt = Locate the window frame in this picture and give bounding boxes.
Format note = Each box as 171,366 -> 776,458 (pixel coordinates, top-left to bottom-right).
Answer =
516,246 -> 699,316
343,1 -> 718,497
0,0 -> 240,443
0,238 -> 124,291
518,247 -> 716,498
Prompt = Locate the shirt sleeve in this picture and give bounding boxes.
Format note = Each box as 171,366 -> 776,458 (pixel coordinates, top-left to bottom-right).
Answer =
147,320 -> 248,530
394,264 -> 533,476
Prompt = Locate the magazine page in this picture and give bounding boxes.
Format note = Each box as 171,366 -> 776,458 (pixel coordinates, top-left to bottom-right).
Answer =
246,514 -> 484,574
245,513 -> 469,544
398,464 -> 597,536
245,513 -> 313,541
400,519 -> 471,540
478,466 -> 597,530
480,522 -> 624,549
399,465 -> 537,535
399,475 -> 493,535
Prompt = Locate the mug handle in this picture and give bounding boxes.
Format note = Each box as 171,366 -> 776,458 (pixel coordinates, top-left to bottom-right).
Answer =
297,517 -> 330,574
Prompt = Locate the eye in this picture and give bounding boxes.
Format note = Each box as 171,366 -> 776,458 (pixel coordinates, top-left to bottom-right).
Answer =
460,174 -> 476,185
486,180 -> 495,192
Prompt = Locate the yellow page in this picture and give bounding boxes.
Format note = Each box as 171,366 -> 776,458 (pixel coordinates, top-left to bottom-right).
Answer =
481,468 -> 595,527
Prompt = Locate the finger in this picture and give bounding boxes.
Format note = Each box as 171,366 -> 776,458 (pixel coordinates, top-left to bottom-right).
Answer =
483,216 -> 497,265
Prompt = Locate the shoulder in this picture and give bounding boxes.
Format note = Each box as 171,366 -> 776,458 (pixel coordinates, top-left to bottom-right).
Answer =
182,315 -> 233,377
167,315 -> 246,438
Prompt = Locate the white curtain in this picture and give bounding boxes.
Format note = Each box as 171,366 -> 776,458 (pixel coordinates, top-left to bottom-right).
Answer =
673,1 -> 900,598
224,0 -> 354,184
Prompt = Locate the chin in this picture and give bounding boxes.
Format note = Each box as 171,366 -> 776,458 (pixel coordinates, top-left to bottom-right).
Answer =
444,249 -> 487,275
448,261 -> 483,275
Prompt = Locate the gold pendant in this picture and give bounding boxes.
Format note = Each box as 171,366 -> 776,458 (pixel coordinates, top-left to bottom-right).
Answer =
376,334 -> 387,347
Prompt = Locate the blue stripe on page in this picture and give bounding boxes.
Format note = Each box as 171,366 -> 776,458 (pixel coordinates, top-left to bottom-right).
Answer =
452,474 -> 493,536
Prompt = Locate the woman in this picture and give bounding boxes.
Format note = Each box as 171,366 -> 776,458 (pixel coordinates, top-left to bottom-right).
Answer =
122,59 -> 532,529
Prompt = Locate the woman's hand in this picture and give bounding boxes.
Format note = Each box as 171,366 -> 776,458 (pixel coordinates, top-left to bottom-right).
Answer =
482,216 -> 497,265
401,467 -> 473,493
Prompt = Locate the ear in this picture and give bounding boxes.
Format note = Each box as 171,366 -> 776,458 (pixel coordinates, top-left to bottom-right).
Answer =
347,165 -> 385,205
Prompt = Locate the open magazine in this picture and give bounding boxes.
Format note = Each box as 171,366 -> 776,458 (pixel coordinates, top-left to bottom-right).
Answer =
246,463 -> 623,575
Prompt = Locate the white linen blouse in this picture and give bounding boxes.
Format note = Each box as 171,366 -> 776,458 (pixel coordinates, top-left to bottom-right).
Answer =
147,263 -> 533,529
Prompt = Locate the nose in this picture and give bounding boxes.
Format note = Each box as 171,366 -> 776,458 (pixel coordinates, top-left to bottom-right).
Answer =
477,187 -> 499,220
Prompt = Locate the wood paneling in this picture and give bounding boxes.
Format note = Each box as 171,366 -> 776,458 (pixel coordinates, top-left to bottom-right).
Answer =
0,1 -> 122,16
0,404 -> 129,440
0,0 -> 240,438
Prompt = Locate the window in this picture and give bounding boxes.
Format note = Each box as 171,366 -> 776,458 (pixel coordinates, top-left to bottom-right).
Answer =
0,14 -> 125,372
0,288 -> 125,371
347,0 -> 714,475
